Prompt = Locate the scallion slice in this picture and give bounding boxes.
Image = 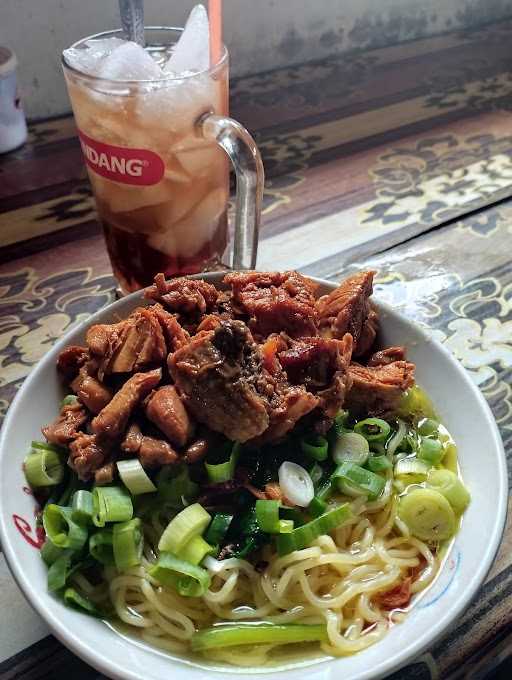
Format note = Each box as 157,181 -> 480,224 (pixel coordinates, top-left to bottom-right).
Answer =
300,434 -> 328,461
157,466 -> 199,509
158,503 -> 211,553
179,535 -> 216,565
278,462 -> 314,507
354,418 -> 391,442
41,540 -> 67,566
204,513 -> 233,545
386,419 -> 407,457
276,503 -> 352,556
92,486 -> 133,527
113,518 -> 144,571
149,553 -> 211,597
367,455 -> 392,473
24,449 -> 64,487
205,443 -> 240,483
255,500 -> 293,534
89,529 -> 115,565
427,469 -> 470,513
308,496 -> 327,518
117,459 -> 157,495
418,418 -> 439,436
191,623 -> 329,651
47,552 -> 73,592
71,490 -> 93,526
418,437 -> 444,466
60,395 -> 79,408
332,411 -> 348,437
332,462 -> 385,500
308,463 -> 324,486
394,458 -> 430,483
43,504 -> 88,550
332,432 -> 369,466
63,587 -> 105,618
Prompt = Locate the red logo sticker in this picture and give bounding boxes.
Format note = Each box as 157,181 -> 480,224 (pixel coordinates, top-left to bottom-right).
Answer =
78,130 -> 165,186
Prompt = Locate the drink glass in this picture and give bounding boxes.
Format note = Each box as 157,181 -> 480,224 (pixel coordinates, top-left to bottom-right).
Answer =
62,27 -> 263,294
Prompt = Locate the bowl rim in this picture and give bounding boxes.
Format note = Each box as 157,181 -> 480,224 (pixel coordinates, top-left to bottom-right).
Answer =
0,272 -> 507,680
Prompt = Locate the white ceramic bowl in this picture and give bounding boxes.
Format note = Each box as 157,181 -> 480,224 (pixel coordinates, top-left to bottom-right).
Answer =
0,273 -> 507,680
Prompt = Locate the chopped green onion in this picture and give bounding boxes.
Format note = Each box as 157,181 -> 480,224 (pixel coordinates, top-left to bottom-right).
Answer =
24,449 -> 64,487
63,587 -> 105,618
71,490 -> 93,526
113,518 -> 143,571
386,419 -> 407,457
308,463 -> 324,485
92,486 -> 133,528
43,504 -> 88,550
179,535 -> 216,565
89,529 -> 114,565
280,506 -> 306,527
418,418 -> 439,436
398,487 -> 456,541
60,394 -> 79,408
31,440 -> 65,454
157,466 -> 199,509
41,540 -> 67,566
278,461 -> 314,507
418,437 -> 444,466
205,443 -> 240,483
117,459 -> 156,495
205,513 -> 233,545
427,469 -> 470,513
367,455 -> 392,473
57,472 -> 79,507
332,432 -> 369,466
394,458 -> 430,483
300,434 -> 328,461
48,552 -> 73,592
315,478 -> 333,501
276,503 -> 352,556
255,500 -> 293,534
158,503 -> 211,553
149,553 -> 211,597
332,411 -> 348,437
332,462 -> 385,500
354,418 -> 391,442
191,623 -> 329,651
308,496 -> 327,518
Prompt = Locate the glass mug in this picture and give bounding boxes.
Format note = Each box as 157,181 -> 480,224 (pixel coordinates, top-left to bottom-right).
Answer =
62,27 -> 264,294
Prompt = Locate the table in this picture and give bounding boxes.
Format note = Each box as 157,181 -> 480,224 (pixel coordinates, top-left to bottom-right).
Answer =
1,20 -> 511,679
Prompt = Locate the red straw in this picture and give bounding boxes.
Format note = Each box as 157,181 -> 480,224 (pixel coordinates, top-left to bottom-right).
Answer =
208,0 -> 223,66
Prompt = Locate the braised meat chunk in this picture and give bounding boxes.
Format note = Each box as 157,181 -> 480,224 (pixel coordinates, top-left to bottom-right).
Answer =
145,385 -> 194,447
69,433 -> 110,481
368,346 -> 407,367
151,304 -> 190,351
120,420 -> 179,467
224,270 -> 318,339
92,368 -> 161,441
317,271 -> 378,357
42,401 -> 88,446
56,345 -> 89,381
71,364 -> 112,414
170,320 -> 270,442
145,273 -> 219,318
345,360 -> 415,417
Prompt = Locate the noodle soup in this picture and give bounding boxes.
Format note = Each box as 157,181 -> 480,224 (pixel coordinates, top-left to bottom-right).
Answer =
22,271 -> 470,667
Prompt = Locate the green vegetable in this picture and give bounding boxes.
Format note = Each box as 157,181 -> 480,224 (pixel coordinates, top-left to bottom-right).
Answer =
205,442 -> 240,483
89,529 -> 115,565
149,553 -> 211,597
113,518 -> 144,571
41,540 -> 67,566
63,587 -> 105,617
60,395 -> 79,407
24,449 -> 64,487
117,459 -> 156,495
354,418 -> 391,442
332,432 -> 369,466
427,469 -> 470,513
300,434 -> 329,461
205,513 -> 233,545
179,535 -> 216,565
276,503 -> 352,555
255,499 -> 293,534
47,552 -> 73,592
332,462 -> 385,500
227,505 -> 268,559
158,503 -> 211,553
308,463 -> 324,485
157,466 -> 199,509
71,490 -> 93,526
394,458 -> 430,483
418,418 -> 439,437
398,487 -> 456,541
367,455 -> 392,473
43,504 -> 88,550
332,411 -> 348,437
308,496 -> 327,518
418,437 -> 444,466
92,486 -> 133,528
191,623 -> 329,651
386,420 -> 407,456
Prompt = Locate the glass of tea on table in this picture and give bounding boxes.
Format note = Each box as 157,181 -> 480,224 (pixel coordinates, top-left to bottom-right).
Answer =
62,9 -> 263,294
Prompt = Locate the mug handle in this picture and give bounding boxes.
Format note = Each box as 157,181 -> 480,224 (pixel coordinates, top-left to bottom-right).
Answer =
200,114 -> 264,270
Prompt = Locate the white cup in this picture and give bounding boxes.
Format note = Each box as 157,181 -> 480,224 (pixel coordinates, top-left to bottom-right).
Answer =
0,46 -> 27,154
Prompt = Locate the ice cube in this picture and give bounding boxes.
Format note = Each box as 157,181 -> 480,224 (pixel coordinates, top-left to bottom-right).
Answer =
63,37 -> 125,76
164,4 -> 210,75
99,42 -> 164,81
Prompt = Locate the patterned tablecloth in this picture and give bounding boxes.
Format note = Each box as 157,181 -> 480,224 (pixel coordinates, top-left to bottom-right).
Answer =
1,21 -> 512,680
